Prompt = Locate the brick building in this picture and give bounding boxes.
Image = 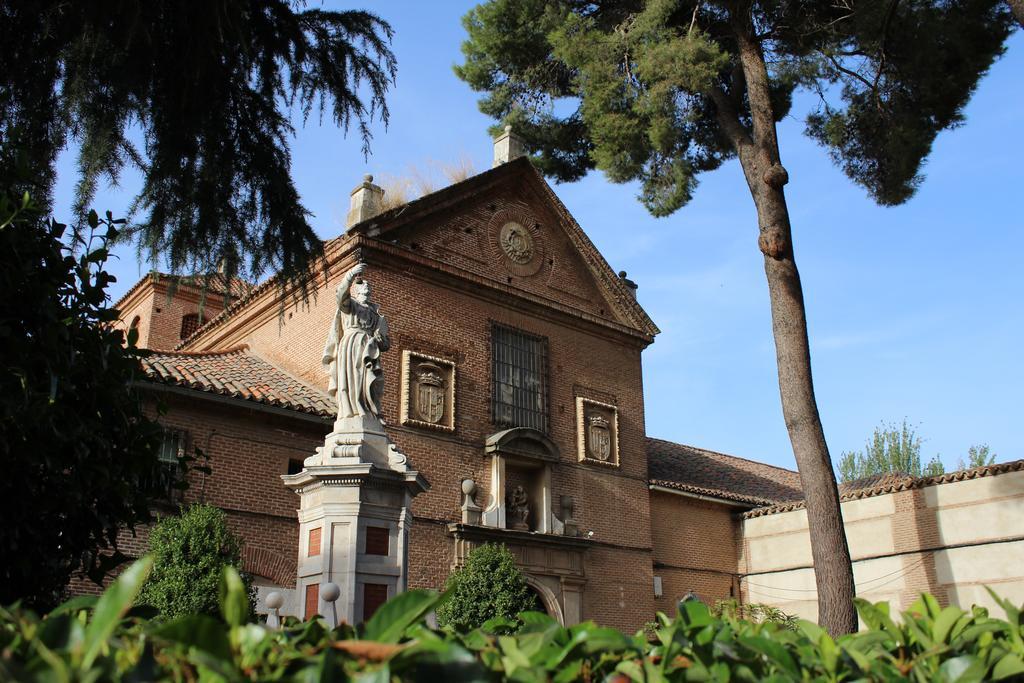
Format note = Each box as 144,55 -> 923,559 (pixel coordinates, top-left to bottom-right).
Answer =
100,136 -> 1024,631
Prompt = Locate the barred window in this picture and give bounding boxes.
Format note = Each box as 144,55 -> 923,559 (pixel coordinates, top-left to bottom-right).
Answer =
158,429 -> 186,464
149,429 -> 187,501
179,312 -> 204,340
491,324 -> 549,433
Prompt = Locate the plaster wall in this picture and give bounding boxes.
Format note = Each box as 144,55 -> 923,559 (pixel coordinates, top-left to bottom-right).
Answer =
739,469 -> 1024,622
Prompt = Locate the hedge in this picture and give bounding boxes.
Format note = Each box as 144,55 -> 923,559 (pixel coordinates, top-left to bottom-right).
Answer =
2,556 -> 1023,681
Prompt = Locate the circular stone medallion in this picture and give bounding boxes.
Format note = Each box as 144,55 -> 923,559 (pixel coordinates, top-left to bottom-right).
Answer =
499,222 -> 534,264
485,208 -> 545,277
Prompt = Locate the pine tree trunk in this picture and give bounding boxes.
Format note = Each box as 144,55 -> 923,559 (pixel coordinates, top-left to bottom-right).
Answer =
727,22 -> 859,636
752,187 -> 859,636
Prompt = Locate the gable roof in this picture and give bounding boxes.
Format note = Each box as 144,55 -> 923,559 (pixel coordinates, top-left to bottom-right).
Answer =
174,157 -> 658,351
141,346 -> 334,418
647,437 -> 803,506
347,157 -> 659,338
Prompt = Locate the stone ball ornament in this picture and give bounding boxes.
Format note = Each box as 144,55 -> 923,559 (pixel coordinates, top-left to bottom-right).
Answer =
265,591 -> 284,610
321,582 -> 341,603
461,478 -> 477,497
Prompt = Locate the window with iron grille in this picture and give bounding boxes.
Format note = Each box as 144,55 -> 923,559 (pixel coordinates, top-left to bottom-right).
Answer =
179,312 -> 204,340
151,429 -> 186,499
491,324 -> 549,433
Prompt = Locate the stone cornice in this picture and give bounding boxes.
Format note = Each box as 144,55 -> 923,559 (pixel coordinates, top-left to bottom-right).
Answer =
446,522 -> 595,550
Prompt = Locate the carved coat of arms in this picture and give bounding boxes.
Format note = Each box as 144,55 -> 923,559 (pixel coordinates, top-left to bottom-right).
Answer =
588,414 -> 612,461
499,222 -> 533,264
415,363 -> 445,424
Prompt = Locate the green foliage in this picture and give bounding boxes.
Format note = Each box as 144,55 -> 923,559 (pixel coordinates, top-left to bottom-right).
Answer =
711,599 -> 799,631
435,543 -> 540,631
0,191 -> 170,611
959,444 -> 997,471
838,419 -> 946,483
457,0 -> 1014,213
5,557 -> 1024,681
0,2 -> 397,293
137,504 -> 255,621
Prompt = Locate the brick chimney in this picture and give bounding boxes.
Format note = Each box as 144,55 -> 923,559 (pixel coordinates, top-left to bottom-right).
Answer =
492,125 -> 525,167
346,174 -> 384,228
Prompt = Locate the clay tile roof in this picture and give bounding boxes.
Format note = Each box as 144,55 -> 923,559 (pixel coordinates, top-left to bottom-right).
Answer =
647,437 -> 804,507
140,346 -> 335,418
742,459 -> 1024,518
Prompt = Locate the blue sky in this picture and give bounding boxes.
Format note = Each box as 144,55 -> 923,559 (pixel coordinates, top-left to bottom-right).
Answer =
53,3 -> 1024,471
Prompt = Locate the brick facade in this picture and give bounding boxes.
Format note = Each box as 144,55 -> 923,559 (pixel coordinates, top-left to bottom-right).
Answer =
649,491 -> 741,615
98,159 -> 661,631
88,156 -> 1020,630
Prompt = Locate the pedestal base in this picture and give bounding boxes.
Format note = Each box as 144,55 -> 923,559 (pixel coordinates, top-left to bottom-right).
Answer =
283,462 -> 428,625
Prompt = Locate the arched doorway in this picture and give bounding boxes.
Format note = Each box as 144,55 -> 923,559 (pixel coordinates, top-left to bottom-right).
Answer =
525,576 -> 564,624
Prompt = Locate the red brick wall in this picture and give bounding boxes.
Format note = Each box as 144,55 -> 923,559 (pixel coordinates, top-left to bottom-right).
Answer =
115,278 -> 229,351
649,491 -> 739,613
67,393 -> 323,596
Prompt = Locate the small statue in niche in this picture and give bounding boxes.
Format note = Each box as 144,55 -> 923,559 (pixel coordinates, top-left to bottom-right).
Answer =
507,485 -> 530,530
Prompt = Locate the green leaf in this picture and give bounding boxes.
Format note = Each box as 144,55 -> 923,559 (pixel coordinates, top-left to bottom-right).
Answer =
219,566 -> 249,627
939,654 -> 986,682
50,595 -> 98,616
993,653 -> 1024,680
739,635 -> 798,676
933,606 -> 966,644
679,600 -> 713,628
361,589 -> 446,644
151,614 -> 233,661
614,659 -> 645,682
482,616 -> 519,633
81,556 -> 153,668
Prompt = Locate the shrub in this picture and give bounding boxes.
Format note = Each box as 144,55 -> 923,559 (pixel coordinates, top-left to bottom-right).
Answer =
137,504 -> 255,620
712,598 -> 799,630
435,542 -> 539,631
3,556 -> 1024,681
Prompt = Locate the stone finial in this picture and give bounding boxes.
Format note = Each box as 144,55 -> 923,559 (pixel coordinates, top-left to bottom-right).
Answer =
618,271 -> 638,300
560,495 -> 578,537
460,478 -> 482,525
492,125 -> 526,167
346,174 -> 385,228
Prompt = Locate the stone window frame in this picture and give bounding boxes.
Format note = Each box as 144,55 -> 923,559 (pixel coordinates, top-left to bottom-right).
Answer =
400,350 -> 456,432
575,396 -> 620,468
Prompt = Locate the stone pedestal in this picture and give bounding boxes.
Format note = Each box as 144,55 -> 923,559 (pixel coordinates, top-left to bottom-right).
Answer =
284,442 -> 428,624
306,414 -> 400,469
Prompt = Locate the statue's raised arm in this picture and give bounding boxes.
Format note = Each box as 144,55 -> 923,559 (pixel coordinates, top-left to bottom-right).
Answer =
322,263 -> 389,424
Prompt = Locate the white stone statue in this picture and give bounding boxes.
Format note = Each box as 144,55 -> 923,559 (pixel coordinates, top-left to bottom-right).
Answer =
322,263 -> 390,423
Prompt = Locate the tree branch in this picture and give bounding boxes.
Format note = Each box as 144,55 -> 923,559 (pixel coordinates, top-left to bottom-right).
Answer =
709,86 -> 753,157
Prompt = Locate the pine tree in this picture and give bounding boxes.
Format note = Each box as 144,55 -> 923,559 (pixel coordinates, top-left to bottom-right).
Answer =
455,0 -> 1014,634
0,2 -> 396,294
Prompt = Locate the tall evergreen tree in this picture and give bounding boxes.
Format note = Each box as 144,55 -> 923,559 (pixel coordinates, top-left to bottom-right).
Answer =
455,0 -> 1014,634
0,2 -> 396,292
